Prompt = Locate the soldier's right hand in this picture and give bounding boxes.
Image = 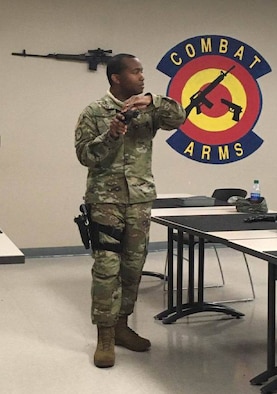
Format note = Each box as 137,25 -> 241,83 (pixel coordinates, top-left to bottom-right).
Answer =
109,114 -> 127,138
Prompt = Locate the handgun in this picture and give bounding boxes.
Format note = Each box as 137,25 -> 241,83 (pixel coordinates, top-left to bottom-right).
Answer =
120,109 -> 139,125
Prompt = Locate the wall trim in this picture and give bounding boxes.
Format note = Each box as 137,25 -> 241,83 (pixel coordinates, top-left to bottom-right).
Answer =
21,241 -> 225,259
21,242 -> 168,258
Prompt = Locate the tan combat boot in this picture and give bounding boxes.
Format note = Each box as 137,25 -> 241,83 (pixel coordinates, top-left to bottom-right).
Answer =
115,315 -> 151,352
94,326 -> 115,368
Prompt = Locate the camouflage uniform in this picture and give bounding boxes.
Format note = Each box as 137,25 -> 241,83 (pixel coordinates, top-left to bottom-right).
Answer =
75,91 -> 186,326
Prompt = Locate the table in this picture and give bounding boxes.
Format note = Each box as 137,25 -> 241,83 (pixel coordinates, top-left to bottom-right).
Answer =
151,203 -> 248,324
0,229 -> 25,264
151,198 -> 277,394
218,237 -> 277,394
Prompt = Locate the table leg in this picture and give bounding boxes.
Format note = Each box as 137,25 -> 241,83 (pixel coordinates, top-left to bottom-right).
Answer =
250,262 -> 277,393
198,237 -> 205,302
168,228 -> 174,311
154,228 -> 175,320
188,234 -> 195,304
176,230 -> 184,315
176,237 -> 243,321
159,235 -> 244,324
157,229 -> 186,324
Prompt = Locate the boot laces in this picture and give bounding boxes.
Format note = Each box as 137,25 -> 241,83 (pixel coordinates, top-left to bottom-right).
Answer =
101,328 -> 114,351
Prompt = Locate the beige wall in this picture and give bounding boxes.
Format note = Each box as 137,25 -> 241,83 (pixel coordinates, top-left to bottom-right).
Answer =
1,0 -> 277,249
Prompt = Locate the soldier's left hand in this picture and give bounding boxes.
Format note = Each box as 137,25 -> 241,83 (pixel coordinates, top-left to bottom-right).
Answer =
122,94 -> 152,112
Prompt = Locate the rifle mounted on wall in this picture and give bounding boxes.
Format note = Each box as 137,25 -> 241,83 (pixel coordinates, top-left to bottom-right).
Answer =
11,48 -> 113,71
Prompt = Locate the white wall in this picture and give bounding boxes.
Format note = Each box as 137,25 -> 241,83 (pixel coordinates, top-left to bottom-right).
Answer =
1,0 -> 277,249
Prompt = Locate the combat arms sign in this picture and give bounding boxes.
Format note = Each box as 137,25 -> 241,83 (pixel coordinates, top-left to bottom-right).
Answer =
157,35 -> 271,164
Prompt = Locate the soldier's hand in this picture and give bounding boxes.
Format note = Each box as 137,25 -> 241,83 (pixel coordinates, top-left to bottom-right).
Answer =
109,113 -> 127,138
122,94 -> 152,111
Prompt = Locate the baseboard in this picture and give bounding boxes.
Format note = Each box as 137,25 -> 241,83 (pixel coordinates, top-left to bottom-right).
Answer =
21,241 -> 168,258
21,246 -> 90,258
21,241 -> 226,259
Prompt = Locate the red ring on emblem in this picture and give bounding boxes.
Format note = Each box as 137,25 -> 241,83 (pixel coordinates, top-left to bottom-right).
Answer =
167,55 -> 261,145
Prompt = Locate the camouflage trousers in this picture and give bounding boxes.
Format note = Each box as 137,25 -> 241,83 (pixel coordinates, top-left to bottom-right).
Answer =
89,202 -> 152,327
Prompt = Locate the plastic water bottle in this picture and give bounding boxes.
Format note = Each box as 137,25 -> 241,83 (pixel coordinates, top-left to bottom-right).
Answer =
250,180 -> 261,202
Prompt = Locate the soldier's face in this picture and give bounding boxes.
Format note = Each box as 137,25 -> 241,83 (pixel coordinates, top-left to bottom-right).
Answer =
118,57 -> 144,97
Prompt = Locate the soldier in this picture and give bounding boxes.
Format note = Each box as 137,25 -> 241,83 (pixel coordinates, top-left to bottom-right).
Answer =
75,53 -> 186,368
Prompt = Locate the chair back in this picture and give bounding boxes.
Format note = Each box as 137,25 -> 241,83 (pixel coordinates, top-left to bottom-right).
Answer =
211,188 -> 247,202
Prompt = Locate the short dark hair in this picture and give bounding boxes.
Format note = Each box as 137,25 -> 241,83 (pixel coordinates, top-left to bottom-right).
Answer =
106,53 -> 136,85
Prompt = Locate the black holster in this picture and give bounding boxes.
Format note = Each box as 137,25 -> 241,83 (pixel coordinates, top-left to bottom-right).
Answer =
74,203 -> 123,253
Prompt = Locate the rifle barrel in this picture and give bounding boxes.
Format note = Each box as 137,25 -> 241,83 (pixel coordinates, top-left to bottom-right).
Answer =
12,52 -> 49,58
11,51 -> 112,61
224,65 -> 235,75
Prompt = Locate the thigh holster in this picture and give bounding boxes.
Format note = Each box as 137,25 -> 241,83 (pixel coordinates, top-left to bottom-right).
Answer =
74,203 -> 123,253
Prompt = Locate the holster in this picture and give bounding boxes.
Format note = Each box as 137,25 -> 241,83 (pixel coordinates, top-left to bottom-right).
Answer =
74,203 -> 123,253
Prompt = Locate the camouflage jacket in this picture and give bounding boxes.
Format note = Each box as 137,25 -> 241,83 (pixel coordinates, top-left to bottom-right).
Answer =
75,92 -> 186,204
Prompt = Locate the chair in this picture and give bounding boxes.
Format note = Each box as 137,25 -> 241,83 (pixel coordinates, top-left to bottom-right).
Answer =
164,188 -> 256,303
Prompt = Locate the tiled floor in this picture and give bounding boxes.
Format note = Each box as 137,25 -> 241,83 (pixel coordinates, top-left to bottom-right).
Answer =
0,247 -> 273,394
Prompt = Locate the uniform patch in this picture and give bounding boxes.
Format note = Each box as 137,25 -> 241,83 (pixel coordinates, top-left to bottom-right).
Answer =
75,128 -> 83,141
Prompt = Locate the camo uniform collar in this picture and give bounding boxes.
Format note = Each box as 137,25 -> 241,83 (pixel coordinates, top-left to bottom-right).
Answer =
105,90 -> 124,108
